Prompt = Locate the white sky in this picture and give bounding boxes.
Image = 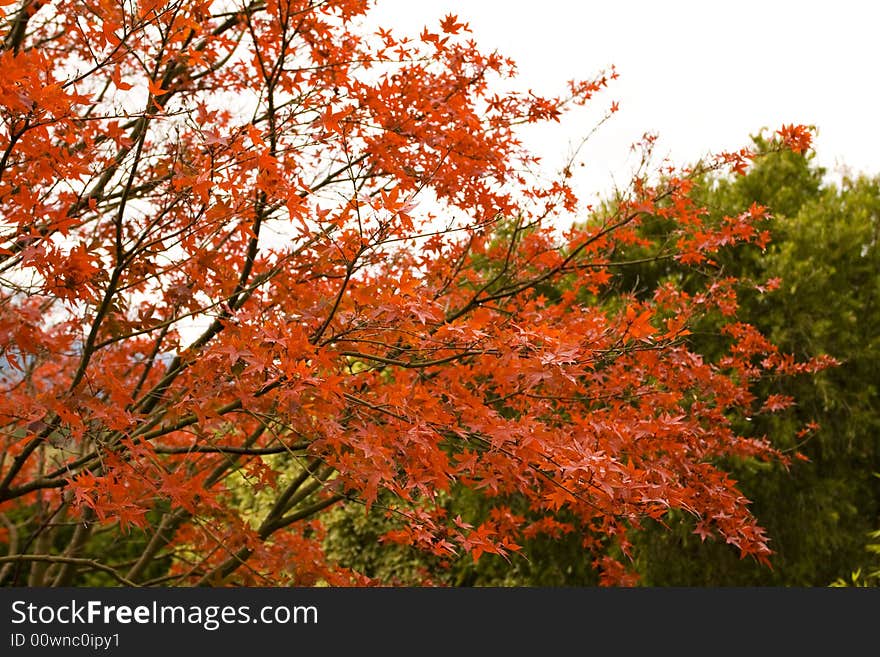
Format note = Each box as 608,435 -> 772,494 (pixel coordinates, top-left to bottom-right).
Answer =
366,0 -> 879,203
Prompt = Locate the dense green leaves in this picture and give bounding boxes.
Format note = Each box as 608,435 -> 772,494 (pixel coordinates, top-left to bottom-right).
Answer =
629,139 -> 880,585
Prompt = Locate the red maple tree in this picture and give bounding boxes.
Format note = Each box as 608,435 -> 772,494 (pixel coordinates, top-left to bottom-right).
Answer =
0,0 -> 831,586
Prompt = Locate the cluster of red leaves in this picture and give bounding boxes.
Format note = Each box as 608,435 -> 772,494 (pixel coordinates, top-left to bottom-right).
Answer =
0,0 -> 829,586
776,124 -> 814,155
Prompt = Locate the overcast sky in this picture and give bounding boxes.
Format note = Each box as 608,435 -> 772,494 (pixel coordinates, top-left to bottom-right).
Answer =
366,0 -> 879,202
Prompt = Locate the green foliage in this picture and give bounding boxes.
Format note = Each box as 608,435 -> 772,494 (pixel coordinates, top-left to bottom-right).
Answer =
322,486 -> 601,586
321,497 -> 446,586
633,139 -> 880,586
830,526 -> 880,587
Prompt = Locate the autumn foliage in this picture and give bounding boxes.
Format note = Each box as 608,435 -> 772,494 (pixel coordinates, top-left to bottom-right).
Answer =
0,0 -> 831,586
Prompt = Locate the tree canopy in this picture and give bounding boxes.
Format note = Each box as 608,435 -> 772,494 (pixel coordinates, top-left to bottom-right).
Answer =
632,140 -> 880,585
0,0 -> 827,586
324,138 -> 880,586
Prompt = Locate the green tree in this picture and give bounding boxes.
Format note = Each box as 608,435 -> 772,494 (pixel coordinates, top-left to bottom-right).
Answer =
633,138 -> 880,585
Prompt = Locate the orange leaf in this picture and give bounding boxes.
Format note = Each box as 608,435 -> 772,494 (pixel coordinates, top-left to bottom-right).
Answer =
147,78 -> 168,97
